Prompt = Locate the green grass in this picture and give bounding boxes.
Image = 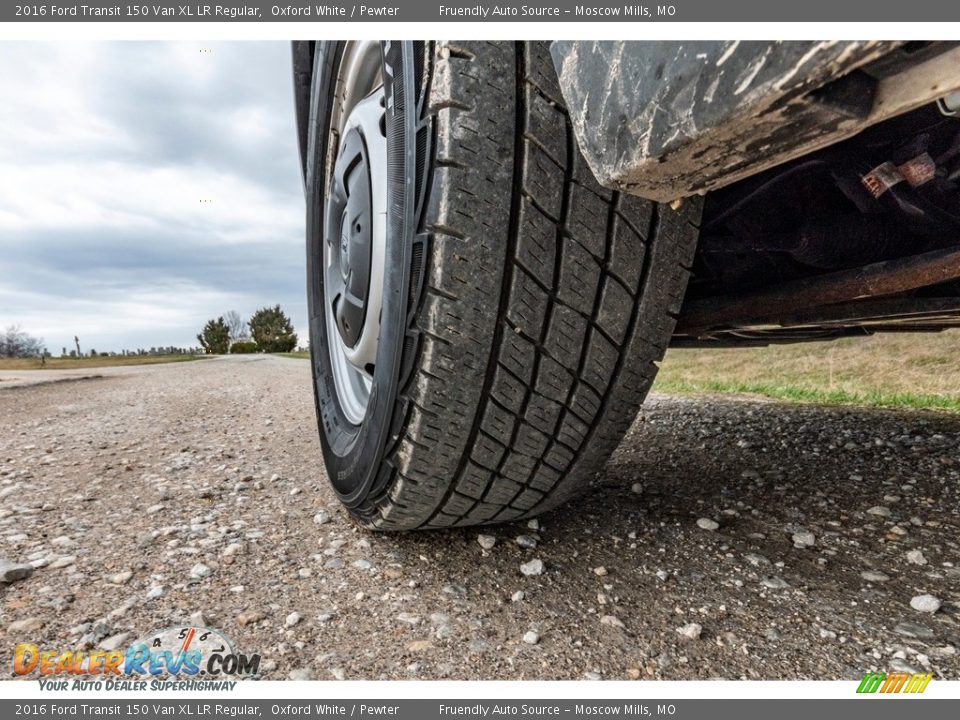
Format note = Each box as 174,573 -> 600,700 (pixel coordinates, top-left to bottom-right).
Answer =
655,330 -> 960,412
0,355 -> 208,371
655,378 -> 960,412
273,351 -> 310,359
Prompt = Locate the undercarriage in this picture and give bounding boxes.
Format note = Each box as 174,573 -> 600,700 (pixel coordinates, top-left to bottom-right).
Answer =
677,96 -> 960,345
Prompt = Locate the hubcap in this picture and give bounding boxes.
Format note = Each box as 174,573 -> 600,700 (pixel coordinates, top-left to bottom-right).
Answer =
323,42 -> 387,425
327,124 -> 374,348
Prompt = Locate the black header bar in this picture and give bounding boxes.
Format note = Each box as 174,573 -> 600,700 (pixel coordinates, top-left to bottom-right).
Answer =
5,1 -> 960,22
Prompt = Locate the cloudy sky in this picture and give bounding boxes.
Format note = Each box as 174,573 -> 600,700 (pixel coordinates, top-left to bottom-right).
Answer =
0,42 -> 305,353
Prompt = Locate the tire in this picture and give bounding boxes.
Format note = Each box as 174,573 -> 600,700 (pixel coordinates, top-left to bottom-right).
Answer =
305,41 -> 702,530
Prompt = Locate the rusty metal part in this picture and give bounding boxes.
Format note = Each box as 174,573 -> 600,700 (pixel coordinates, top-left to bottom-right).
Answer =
773,297 -> 960,328
676,246 -> 960,336
672,297 -> 960,347
862,153 -> 938,198
552,41 -> 960,202
898,153 -> 937,188
671,320 -> 960,347
863,161 -> 904,198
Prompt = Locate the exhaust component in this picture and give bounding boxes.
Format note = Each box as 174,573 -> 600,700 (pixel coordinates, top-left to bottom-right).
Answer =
677,246 -> 960,337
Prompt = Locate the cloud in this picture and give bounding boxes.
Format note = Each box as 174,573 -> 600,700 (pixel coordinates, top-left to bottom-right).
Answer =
0,41 -> 307,352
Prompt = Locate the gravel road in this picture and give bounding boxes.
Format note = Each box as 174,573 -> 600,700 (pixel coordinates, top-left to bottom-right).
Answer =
1,355 -> 958,680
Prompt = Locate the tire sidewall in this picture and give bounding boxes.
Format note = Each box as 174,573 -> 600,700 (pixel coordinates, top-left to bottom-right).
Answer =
306,41 -> 418,508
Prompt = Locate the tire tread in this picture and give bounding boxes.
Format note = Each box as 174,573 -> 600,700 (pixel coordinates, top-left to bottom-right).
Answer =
353,41 -> 700,529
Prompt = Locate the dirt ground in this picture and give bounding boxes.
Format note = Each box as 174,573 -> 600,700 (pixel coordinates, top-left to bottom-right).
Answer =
1,355 -> 958,680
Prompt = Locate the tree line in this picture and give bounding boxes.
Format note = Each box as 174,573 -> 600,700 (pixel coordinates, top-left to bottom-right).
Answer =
197,305 -> 298,354
2,304 -> 300,360
0,324 -> 204,359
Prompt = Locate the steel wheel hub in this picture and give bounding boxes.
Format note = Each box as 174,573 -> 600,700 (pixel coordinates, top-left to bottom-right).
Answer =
323,42 -> 387,425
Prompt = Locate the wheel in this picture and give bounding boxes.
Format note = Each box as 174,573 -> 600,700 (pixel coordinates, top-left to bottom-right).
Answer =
305,41 -> 702,530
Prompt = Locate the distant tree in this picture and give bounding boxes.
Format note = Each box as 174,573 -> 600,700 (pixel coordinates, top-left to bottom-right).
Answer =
0,325 -> 45,358
197,317 -> 231,354
249,305 -> 298,353
224,310 -> 247,343
230,340 -> 258,354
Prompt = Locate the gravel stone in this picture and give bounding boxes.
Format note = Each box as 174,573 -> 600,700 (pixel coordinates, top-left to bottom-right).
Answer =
910,594 -> 941,613
223,543 -> 244,557
520,559 -> 544,576
676,623 -> 703,640
894,621 -> 934,639
99,632 -> 132,651
9,617 -> 44,633
515,535 -> 537,549
0,559 -> 34,584
236,611 -> 265,626
522,631 -> 540,645
761,577 -> 791,590
697,518 -> 719,531
429,613 -> 450,627
600,615 -> 625,629
189,563 -> 212,579
477,535 -> 496,550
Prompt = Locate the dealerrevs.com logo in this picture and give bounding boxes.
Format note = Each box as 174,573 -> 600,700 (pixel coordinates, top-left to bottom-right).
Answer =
14,626 -> 260,691
857,672 -> 933,694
